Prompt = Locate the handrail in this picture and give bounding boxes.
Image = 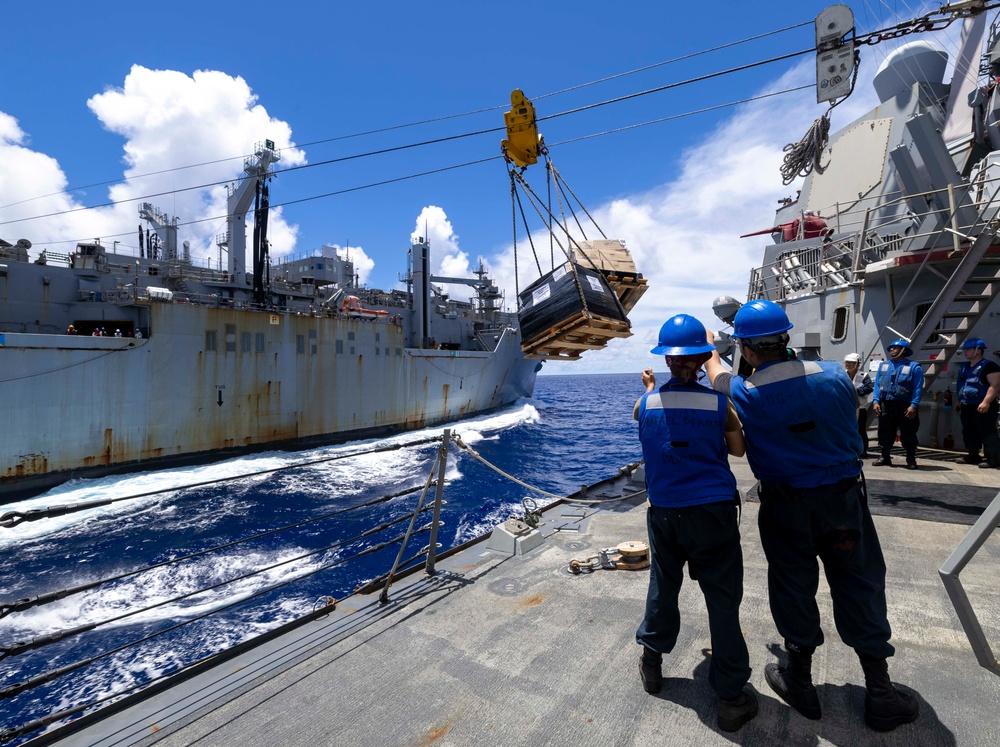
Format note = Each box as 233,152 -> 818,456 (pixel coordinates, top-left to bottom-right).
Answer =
939,490 -> 1000,676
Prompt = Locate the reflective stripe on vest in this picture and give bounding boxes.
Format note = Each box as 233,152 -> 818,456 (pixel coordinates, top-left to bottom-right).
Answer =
744,360 -> 823,390
644,390 -> 720,411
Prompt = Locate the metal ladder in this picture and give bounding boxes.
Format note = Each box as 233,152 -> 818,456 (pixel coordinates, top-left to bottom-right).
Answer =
903,221 -> 1000,390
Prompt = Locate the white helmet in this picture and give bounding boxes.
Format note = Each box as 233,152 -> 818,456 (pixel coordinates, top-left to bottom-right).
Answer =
844,353 -> 861,363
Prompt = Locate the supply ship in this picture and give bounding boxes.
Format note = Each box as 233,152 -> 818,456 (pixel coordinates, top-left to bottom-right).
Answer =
0,144 -> 540,501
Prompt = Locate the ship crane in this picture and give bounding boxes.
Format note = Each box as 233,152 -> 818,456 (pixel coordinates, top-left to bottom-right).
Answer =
225,141 -> 280,295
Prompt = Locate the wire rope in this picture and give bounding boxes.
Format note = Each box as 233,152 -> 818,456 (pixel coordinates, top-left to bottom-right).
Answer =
0,18 -> 813,213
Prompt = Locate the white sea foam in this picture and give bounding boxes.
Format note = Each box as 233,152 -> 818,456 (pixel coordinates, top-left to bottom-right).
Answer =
0,546 -> 334,639
0,402 -> 539,548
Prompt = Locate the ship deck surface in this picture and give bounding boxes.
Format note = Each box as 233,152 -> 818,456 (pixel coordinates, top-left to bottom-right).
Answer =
44,450 -> 1000,747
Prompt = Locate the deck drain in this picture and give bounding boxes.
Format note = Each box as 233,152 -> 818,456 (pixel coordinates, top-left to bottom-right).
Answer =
564,540 -> 590,552
488,578 -> 527,596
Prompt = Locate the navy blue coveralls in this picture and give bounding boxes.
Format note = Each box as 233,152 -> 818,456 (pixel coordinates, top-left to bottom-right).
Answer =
872,359 -> 924,461
957,358 -> 1000,462
717,360 -> 894,659
635,378 -> 751,700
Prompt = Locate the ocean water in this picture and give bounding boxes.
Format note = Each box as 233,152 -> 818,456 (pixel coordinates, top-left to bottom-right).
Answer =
0,372 -> 647,743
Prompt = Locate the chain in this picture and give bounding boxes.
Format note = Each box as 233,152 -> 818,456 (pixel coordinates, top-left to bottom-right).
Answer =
861,17 -> 955,45
856,2 -> 1000,47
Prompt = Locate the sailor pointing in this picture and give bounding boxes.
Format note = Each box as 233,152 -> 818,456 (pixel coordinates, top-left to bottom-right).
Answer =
703,299 -> 918,732
633,314 -> 757,732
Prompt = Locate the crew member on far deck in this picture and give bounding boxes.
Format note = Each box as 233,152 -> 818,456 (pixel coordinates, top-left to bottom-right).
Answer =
955,338 -> 1000,469
703,300 -> 918,733
872,340 -> 924,470
844,353 -> 874,457
633,314 -> 757,733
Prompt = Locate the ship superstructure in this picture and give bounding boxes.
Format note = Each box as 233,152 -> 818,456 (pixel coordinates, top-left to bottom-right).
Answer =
0,143 -> 538,500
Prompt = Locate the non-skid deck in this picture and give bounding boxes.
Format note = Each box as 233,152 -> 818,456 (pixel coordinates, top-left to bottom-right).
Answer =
42,451 -> 1000,747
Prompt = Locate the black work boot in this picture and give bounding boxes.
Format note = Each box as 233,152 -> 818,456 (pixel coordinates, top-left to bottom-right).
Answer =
859,655 -> 918,731
639,646 -> 662,694
872,451 -> 892,467
717,688 -> 758,732
905,452 -> 918,470
764,641 -> 821,719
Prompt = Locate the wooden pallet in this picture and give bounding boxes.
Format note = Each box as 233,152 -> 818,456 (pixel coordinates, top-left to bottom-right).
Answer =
604,274 -> 648,314
522,310 -> 632,360
570,239 -> 648,313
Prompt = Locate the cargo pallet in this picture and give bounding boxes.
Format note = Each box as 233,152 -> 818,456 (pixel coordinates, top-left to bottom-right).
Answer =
522,311 -> 632,360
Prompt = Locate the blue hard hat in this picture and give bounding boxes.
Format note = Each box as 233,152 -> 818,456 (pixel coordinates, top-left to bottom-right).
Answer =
731,299 -> 793,339
651,314 -> 715,356
962,338 -> 987,350
887,338 -> 913,356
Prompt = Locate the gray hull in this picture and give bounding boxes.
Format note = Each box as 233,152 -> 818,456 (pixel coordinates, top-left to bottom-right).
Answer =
1,303 -> 538,500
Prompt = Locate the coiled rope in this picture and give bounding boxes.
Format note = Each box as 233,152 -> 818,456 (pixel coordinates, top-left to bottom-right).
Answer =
779,112 -> 831,185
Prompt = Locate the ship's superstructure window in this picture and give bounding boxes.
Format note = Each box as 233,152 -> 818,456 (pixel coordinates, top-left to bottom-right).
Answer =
336,340 -> 344,354
225,324 -> 237,353
309,329 -> 317,355
296,335 -> 305,354
205,330 -> 217,351
375,332 -> 380,342
831,306 -> 849,342
395,348 -> 402,356
241,332 -> 251,352
348,330 -> 355,355
255,332 -> 266,352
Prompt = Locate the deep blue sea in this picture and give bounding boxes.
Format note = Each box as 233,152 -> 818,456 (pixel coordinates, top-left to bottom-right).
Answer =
0,372 -> 647,743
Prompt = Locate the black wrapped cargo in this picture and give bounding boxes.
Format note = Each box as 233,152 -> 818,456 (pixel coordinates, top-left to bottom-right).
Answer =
517,262 -> 631,359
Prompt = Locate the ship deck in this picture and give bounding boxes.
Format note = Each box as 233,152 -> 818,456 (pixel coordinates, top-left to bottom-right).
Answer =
39,448 -> 1000,747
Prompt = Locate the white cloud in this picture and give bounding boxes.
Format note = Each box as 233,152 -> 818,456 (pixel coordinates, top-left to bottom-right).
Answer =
411,205 -> 481,299
0,66 -> 306,268
328,243 -> 374,285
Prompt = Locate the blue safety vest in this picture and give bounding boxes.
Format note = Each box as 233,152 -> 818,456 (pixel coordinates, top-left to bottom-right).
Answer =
638,380 -> 736,508
728,360 -> 862,488
873,359 -> 923,406
957,359 -> 989,405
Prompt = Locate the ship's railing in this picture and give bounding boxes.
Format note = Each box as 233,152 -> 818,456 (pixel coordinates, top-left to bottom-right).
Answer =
939,489 -> 1000,676
746,174 -> 1000,302
778,172 -> 1000,239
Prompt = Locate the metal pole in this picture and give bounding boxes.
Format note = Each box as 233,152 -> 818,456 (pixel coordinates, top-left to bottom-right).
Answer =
379,447 -> 441,605
939,490 -> 1000,674
425,429 -> 450,575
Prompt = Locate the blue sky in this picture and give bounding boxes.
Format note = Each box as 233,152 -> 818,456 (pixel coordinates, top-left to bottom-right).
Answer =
1,1 -> 951,373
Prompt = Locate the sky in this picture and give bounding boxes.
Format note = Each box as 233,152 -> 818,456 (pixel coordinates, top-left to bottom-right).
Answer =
0,0 -> 959,375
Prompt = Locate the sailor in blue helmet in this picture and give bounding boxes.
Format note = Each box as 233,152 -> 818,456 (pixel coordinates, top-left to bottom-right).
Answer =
633,314 -> 757,732
871,339 -> 924,469
955,338 -> 1000,468
703,299 -> 918,732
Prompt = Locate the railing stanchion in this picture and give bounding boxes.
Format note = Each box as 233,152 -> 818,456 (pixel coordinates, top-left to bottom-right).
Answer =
379,442 -> 441,605
425,429 -> 450,575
